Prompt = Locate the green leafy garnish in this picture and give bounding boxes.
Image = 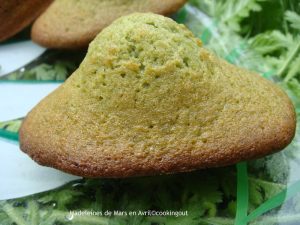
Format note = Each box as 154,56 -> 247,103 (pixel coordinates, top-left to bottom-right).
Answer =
0,50 -> 85,81
0,119 -> 22,133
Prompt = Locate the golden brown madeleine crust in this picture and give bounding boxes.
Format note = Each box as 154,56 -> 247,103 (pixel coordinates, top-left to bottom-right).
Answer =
0,0 -> 53,42
20,13 -> 296,178
31,0 -> 187,49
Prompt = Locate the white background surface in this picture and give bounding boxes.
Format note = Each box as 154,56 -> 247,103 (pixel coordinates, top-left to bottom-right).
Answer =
0,41 -> 79,200
0,141 -> 79,200
0,83 -> 60,121
0,83 -> 79,200
0,41 -> 45,76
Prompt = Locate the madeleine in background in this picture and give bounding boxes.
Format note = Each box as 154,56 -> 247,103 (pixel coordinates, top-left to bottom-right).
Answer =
31,0 -> 187,49
0,0 -> 52,42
